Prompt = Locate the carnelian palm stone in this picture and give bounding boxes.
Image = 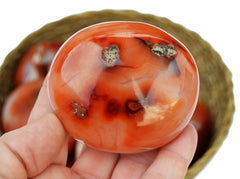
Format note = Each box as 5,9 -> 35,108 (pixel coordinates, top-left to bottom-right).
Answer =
48,21 -> 199,153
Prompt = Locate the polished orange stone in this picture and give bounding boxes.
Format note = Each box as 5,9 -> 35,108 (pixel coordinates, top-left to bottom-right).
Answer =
15,42 -> 62,85
2,79 -> 43,132
190,102 -> 213,162
47,22 -> 199,153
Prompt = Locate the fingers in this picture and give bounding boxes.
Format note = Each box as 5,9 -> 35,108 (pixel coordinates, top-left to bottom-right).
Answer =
33,147 -> 119,179
72,147 -> 119,179
0,113 -> 67,178
71,124 -> 196,179
142,124 -> 198,179
111,149 -> 159,179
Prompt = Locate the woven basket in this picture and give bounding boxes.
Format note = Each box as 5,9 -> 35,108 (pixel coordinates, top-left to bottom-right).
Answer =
0,10 -> 234,178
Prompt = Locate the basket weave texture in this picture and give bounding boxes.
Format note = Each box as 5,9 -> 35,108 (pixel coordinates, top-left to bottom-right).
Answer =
0,10 -> 234,179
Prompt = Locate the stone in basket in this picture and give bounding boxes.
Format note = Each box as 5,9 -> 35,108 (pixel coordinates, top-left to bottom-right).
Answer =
0,10 -> 234,178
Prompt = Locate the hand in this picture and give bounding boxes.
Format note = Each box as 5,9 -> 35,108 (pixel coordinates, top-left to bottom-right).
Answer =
0,77 -> 197,179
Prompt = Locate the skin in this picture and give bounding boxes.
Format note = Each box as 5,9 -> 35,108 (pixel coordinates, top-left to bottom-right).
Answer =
0,75 -> 197,179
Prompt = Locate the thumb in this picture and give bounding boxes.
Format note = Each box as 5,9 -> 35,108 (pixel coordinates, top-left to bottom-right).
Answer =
0,113 -> 67,179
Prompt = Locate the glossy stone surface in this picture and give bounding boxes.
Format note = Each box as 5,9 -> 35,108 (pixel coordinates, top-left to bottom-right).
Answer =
47,22 -> 199,153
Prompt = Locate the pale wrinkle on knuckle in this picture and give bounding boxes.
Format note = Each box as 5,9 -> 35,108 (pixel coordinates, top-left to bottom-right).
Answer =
2,133 -> 41,177
142,171 -> 171,179
162,148 -> 190,167
0,140 -> 28,179
121,150 -> 158,167
158,148 -> 189,178
1,114 -> 66,178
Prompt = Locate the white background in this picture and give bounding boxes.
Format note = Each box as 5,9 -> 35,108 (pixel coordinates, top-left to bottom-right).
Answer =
0,1 -> 239,178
